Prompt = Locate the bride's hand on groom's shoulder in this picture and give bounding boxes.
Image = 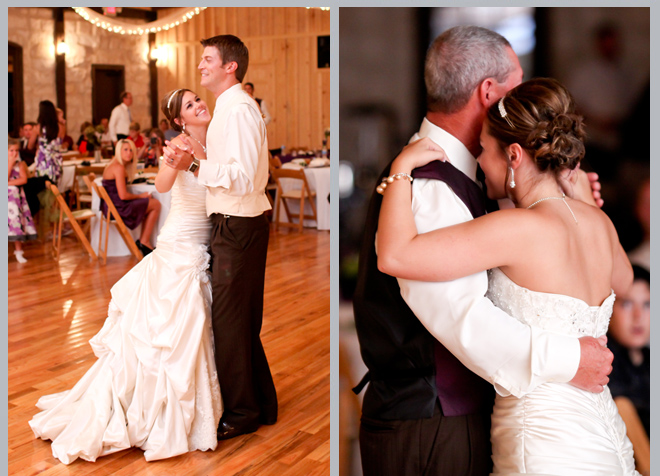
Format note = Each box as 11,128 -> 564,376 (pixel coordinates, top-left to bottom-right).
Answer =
391,137 -> 449,173
558,166 -> 603,208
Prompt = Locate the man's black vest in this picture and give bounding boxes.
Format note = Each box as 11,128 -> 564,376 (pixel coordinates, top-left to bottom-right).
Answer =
353,159 -> 495,420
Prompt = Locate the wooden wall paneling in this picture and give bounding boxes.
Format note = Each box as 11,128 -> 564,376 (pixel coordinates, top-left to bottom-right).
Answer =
302,36 -> 314,149
155,8 -> 329,150
273,8 -> 285,37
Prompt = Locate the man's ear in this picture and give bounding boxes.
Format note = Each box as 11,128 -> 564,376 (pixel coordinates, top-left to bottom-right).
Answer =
225,61 -> 238,74
478,78 -> 497,107
507,143 -> 524,169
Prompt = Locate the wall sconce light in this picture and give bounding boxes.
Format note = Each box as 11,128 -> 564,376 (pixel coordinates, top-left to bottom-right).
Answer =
56,40 -> 69,55
150,46 -> 161,62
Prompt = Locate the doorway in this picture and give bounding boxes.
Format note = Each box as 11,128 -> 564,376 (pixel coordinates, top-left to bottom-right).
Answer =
9,42 -> 23,137
92,65 -> 125,125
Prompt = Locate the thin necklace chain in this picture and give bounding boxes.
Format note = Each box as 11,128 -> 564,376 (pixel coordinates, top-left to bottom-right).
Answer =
526,193 -> 578,224
185,131 -> 207,154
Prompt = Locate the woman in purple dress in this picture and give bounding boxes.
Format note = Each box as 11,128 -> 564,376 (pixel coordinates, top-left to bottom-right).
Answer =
8,139 -> 38,263
101,139 -> 161,255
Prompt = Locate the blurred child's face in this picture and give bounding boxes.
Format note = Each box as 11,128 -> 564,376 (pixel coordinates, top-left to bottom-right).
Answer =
9,145 -> 19,159
609,279 -> 650,350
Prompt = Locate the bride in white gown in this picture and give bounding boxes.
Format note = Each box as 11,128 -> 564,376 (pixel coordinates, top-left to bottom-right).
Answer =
29,89 -> 222,464
376,78 -> 639,475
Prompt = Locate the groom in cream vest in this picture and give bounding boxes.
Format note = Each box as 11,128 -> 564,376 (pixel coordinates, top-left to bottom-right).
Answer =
163,34 -> 278,440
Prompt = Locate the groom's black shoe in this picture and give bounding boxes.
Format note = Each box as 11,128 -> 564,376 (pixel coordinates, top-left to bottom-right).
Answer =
217,420 -> 260,440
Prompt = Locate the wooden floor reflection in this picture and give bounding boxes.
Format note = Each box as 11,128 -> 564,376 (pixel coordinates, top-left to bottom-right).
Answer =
8,227 -> 330,476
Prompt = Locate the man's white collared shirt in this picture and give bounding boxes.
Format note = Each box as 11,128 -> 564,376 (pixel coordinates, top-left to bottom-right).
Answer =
197,83 -> 271,217
382,118 -> 580,398
108,103 -> 131,142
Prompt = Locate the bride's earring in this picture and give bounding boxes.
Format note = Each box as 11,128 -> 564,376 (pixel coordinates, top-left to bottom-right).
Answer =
508,166 -> 516,189
182,123 -> 186,133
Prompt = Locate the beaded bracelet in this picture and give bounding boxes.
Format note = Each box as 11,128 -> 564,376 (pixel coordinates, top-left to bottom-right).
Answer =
376,172 -> 413,195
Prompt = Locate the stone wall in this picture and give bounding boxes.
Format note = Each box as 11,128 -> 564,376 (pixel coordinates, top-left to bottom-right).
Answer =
8,8 -> 57,127
8,7 -> 151,141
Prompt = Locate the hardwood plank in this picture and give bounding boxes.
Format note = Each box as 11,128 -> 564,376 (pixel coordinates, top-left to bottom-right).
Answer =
9,227 -> 329,475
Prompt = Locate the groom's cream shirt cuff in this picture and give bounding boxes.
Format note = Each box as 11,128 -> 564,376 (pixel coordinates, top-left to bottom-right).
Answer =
380,118 -> 580,398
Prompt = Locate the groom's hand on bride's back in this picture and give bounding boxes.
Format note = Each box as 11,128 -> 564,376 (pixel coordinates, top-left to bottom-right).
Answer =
569,335 -> 613,393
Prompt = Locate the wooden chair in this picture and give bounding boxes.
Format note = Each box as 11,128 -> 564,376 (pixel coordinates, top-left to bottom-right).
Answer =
46,181 -> 97,261
69,166 -> 95,210
265,154 -> 279,212
271,167 -> 317,232
85,175 -> 143,264
614,396 -> 650,475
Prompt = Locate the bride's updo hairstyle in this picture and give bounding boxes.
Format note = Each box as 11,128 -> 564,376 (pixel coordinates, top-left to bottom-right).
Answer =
486,78 -> 586,175
161,88 -> 194,132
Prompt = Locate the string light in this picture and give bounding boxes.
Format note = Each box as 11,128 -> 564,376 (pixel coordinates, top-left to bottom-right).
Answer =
71,7 -> 207,35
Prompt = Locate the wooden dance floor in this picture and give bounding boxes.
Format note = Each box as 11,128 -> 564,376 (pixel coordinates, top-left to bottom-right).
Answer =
8,228 -> 330,475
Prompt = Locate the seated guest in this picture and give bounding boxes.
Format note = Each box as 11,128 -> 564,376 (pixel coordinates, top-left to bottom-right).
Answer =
77,121 -> 93,154
128,121 -> 145,149
140,128 -> 165,167
607,264 -> 650,436
101,139 -> 161,255
20,121 -> 38,166
159,118 -> 179,141
97,118 -> 114,157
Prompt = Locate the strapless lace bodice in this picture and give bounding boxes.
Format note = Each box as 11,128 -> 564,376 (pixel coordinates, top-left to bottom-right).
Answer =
486,268 -> 637,475
156,171 -> 211,246
486,268 -> 615,339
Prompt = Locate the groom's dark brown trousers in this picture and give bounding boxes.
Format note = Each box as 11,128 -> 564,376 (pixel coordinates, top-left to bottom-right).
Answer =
359,404 -> 492,475
210,213 -> 278,430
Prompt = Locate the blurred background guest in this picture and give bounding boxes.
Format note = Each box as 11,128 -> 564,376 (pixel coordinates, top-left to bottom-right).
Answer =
607,264 -> 650,436
101,139 -> 160,255
19,121 -> 38,166
108,91 -> 133,143
627,179 -> 650,270
8,138 -> 37,263
56,108 -> 74,151
140,128 -> 165,167
32,100 -> 64,224
159,118 -> 178,141
244,82 -> 272,126
568,23 -> 631,180
127,121 -> 145,149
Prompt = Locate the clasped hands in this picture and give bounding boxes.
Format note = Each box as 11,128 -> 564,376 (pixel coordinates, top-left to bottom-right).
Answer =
161,136 -> 195,171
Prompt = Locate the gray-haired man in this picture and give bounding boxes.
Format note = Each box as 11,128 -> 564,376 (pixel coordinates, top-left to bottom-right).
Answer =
353,26 -> 611,475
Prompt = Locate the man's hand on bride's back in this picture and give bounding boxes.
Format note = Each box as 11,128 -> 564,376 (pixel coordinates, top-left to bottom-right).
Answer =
390,137 -> 449,173
569,335 -> 613,393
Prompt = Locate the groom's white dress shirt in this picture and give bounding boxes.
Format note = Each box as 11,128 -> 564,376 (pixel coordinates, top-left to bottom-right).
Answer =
198,83 -> 271,217
383,118 -> 581,398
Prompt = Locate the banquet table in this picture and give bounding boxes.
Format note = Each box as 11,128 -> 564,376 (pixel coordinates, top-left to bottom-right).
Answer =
58,159 -> 112,192
275,163 -> 330,230
90,176 -> 171,257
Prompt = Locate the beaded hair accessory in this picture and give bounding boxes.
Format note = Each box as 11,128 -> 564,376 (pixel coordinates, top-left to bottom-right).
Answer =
498,97 -> 514,128
167,89 -> 183,112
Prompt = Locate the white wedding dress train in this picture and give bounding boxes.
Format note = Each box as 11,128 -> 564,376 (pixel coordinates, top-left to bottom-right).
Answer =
486,268 -> 639,476
29,171 -> 223,464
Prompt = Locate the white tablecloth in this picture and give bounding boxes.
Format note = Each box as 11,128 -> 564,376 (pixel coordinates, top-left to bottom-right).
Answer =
57,159 -> 112,192
90,177 -> 171,257
276,165 -> 330,230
